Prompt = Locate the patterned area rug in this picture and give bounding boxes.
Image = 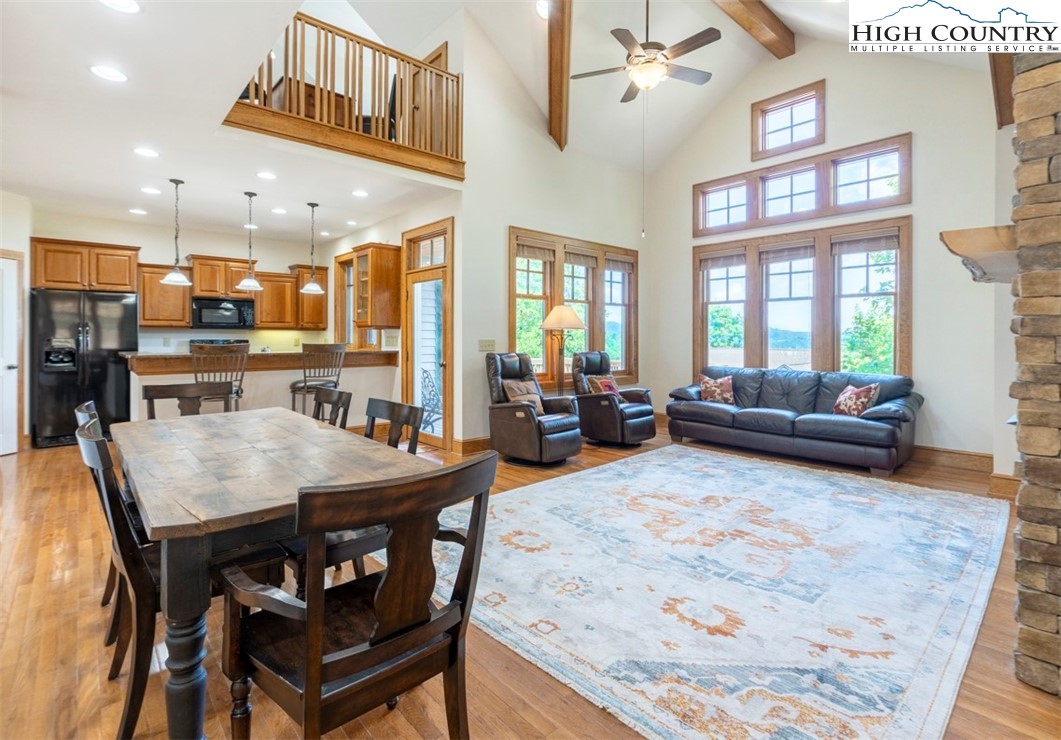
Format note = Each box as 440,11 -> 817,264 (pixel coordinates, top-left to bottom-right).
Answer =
432,445 -> 1009,738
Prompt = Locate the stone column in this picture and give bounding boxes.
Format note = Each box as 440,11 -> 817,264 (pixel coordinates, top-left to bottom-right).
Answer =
1010,52 -> 1061,696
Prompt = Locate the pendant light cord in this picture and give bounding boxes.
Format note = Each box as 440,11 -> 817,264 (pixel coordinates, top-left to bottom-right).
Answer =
245,192 -> 256,277
309,204 -> 317,281
171,178 -> 183,268
641,94 -> 646,239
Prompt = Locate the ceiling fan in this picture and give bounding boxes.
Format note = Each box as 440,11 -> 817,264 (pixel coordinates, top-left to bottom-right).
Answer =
571,0 -> 721,103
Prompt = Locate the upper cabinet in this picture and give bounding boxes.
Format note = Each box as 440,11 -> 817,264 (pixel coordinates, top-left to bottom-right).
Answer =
32,238 -> 139,292
188,255 -> 259,298
138,264 -> 192,327
256,273 -> 298,329
292,265 -> 328,330
351,244 -> 400,328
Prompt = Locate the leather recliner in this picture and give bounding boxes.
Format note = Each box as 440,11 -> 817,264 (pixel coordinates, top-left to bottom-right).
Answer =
486,352 -> 582,463
571,351 -> 656,445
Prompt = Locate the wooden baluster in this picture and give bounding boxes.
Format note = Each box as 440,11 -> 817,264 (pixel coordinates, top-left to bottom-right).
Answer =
265,49 -> 272,109
354,41 -> 362,135
284,24 -> 290,113
298,18 -> 305,118
457,72 -> 463,160
345,38 -> 352,130
314,25 -> 321,122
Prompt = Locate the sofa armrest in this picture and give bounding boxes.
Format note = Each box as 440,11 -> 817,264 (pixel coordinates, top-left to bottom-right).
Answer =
620,387 -> 652,405
669,385 -> 701,402
542,395 -> 578,416
861,393 -> 924,423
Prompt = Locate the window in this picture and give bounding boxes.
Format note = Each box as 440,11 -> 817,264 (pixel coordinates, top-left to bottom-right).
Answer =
752,80 -> 825,161
701,254 -> 746,368
703,184 -> 748,228
692,133 -> 912,237
763,169 -> 816,217
415,235 -> 447,267
692,217 -> 911,377
509,227 -> 638,388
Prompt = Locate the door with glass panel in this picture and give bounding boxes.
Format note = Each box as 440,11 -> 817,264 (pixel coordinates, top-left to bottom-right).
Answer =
402,222 -> 452,451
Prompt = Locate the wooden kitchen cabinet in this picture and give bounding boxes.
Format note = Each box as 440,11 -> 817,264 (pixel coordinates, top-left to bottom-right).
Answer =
32,238 -> 139,292
256,272 -> 297,329
351,243 -> 400,328
138,264 -> 191,327
291,264 -> 328,330
188,255 -> 259,298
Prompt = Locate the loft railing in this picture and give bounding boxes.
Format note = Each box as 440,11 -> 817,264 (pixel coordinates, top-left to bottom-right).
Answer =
225,12 -> 464,180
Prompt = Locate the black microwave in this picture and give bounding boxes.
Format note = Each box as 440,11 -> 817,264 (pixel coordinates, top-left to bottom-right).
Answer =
191,298 -> 255,329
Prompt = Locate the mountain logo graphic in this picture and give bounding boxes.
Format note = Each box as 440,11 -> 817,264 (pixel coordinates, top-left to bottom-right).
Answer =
864,1 -> 1050,24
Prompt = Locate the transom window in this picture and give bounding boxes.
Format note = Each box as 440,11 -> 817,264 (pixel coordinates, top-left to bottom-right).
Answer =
752,80 -> 825,160
692,218 -> 911,377
704,184 -> 748,227
764,169 -> 816,217
836,150 -> 901,206
415,235 -> 447,267
509,227 -> 639,388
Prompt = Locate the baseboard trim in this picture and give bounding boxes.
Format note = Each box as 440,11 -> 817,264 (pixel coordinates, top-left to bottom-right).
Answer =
988,473 -> 1020,501
911,445 -> 993,473
453,436 -> 492,455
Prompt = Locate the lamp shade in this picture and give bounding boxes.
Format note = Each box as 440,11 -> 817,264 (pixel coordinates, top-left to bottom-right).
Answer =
541,305 -> 586,331
160,266 -> 191,287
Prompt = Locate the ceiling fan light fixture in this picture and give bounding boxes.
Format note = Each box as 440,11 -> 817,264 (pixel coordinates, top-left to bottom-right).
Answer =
629,60 -> 667,91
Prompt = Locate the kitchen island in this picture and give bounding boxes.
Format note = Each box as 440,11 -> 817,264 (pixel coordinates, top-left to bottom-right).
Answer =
119,350 -> 399,425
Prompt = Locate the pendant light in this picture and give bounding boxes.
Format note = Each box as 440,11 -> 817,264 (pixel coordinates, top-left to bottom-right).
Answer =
300,202 -> 325,295
235,191 -> 263,292
160,179 -> 193,286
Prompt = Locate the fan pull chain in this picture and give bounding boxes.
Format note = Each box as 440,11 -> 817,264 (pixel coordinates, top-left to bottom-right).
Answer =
641,94 -> 646,239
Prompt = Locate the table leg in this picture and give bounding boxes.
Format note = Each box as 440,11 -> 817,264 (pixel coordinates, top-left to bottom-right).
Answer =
161,537 -> 211,740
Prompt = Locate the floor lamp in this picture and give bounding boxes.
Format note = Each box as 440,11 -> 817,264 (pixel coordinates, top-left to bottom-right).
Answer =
541,305 -> 586,398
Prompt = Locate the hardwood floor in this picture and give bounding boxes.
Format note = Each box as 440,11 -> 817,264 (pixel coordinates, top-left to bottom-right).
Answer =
1,425 -> 1059,738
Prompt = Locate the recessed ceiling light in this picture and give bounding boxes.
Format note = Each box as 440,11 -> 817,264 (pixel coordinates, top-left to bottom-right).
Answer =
99,0 -> 140,12
133,146 -> 158,158
351,189 -> 368,198
271,207 -> 287,215
91,65 -> 128,82
257,171 -> 277,180
536,0 -> 550,20
129,208 -> 147,215
320,231 -> 330,236
346,220 -> 357,226
243,224 -> 258,230
140,186 -> 160,195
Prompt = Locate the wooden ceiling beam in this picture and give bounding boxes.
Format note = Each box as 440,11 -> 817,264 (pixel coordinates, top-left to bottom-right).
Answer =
989,53 -> 1015,129
548,0 -> 572,151
711,0 -> 795,60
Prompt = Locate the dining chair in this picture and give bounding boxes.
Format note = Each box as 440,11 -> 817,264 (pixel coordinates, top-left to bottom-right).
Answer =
191,343 -> 250,411
365,397 -> 425,454
311,387 -> 352,428
220,451 -> 498,739
290,343 -> 346,415
143,381 -> 233,419
75,419 -> 288,740
75,401 -> 120,614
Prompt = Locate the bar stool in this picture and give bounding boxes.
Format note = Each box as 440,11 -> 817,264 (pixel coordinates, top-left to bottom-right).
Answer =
290,343 -> 346,415
191,343 -> 249,411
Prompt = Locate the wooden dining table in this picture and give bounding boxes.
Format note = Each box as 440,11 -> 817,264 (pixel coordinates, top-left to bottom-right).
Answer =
110,406 -> 437,740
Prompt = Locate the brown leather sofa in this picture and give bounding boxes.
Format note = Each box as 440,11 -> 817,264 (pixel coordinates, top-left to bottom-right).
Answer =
571,351 -> 656,445
667,366 -> 924,474
486,352 -> 582,463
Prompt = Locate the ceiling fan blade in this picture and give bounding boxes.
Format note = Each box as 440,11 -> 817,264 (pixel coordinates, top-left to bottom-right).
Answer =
611,28 -> 645,58
571,66 -> 628,80
663,27 -> 721,61
665,64 -> 712,85
620,80 -> 640,103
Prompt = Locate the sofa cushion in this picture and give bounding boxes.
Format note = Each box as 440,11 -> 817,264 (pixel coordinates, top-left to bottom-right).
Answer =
537,413 -> 580,435
734,408 -> 799,435
701,366 -> 763,408
833,383 -> 880,417
619,402 -> 655,421
667,401 -> 738,428
815,372 -> 914,414
794,413 -> 900,448
758,369 -> 820,414
699,374 -> 734,404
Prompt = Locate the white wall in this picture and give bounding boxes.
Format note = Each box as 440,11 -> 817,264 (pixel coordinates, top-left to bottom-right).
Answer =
993,124 -> 1019,474
644,37 -> 999,454
1,190 -> 32,434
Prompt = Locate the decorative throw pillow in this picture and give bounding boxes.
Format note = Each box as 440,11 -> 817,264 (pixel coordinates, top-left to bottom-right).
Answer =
698,374 -> 735,405
833,383 -> 881,417
588,375 -> 622,397
502,379 -> 544,414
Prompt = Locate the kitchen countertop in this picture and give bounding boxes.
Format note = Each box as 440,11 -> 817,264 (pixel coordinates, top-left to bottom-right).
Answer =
121,349 -> 398,376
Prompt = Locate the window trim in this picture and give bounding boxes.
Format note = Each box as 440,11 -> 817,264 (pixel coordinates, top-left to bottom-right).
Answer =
509,226 -> 638,390
752,80 -> 826,161
691,216 -> 912,379
692,133 -> 912,238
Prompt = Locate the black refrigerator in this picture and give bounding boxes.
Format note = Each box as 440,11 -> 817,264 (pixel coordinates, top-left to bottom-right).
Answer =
31,289 -> 138,447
